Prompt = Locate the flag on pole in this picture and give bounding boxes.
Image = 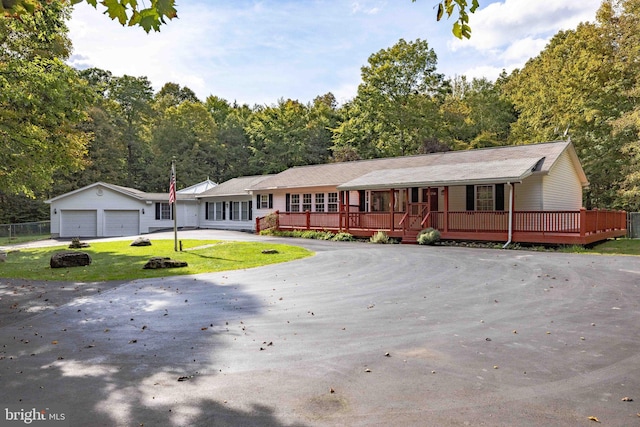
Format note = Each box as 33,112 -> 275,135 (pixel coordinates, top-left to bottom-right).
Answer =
169,162 -> 177,204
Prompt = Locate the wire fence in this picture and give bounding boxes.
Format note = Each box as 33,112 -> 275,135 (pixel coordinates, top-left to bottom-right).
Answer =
0,221 -> 51,244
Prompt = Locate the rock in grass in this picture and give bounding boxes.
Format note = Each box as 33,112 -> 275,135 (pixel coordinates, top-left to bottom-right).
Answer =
261,249 -> 279,254
143,257 -> 188,269
50,251 -> 92,268
131,237 -> 152,247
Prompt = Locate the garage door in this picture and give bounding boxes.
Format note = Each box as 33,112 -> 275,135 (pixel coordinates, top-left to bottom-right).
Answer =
61,210 -> 97,238
104,210 -> 139,237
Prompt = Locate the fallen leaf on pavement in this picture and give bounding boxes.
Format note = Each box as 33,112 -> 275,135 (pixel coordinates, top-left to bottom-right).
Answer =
588,416 -> 600,422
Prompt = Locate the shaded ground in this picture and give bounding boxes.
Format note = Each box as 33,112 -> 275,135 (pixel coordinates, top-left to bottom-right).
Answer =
1,231 -> 639,426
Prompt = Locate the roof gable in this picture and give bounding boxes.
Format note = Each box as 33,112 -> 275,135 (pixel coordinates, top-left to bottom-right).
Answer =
197,175 -> 274,198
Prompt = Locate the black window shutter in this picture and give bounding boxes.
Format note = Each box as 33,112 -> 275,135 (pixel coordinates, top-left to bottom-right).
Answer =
466,185 -> 475,211
359,190 -> 366,212
268,194 -> 273,209
249,201 -> 253,220
223,202 -> 226,220
155,203 -> 160,220
285,193 -> 290,212
229,202 -> 233,220
495,184 -> 505,211
256,194 -> 260,207
205,202 -> 209,220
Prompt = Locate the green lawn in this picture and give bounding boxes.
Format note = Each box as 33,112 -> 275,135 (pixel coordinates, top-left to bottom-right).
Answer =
0,240 -> 313,282
583,238 -> 640,256
0,233 -> 50,246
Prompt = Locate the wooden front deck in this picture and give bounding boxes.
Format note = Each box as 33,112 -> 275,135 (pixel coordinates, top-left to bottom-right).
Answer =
257,209 -> 627,245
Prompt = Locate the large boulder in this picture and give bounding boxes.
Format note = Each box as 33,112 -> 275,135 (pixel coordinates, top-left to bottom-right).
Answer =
131,237 -> 152,247
50,251 -> 92,268
143,257 -> 188,269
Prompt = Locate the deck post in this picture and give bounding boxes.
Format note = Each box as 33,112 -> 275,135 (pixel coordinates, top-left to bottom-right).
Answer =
390,188 -> 395,232
256,216 -> 260,234
306,210 -> 311,230
579,207 -> 586,237
443,186 -> 449,233
339,191 -> 344,231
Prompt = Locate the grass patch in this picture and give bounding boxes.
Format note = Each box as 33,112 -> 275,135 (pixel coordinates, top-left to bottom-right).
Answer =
580,238 -> 640,256
0,233 -> 50,246
0,239 -> 313,282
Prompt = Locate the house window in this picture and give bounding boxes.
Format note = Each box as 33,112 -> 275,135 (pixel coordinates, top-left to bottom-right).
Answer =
207,202 -> 226,221
476,185 -> 494,211
258,194 -> 269,209
302,193 -> 312,212
231,201 -> 251,221
216,202 -> 225,220
156,202 -> 172,220
327,192 -> 338,212
371,191 -> 390,212
290,194 -> 300,212
315,193 -> 325,212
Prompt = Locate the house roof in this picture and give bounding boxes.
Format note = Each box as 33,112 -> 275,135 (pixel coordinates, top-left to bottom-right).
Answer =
197,175 -> 273,198
248,141 -> 588,191
338,157 -> 544,190
46,180 -> 214,203
177,179 -> 217,195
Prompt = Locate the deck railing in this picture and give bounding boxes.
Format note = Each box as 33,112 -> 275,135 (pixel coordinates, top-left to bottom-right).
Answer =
257,208 -> 627,243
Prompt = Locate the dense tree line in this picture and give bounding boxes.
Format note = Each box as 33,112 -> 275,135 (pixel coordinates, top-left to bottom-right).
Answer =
1,0 -> 639,224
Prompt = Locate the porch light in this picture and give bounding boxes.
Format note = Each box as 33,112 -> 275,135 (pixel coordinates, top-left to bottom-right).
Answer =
53,208 -> 57,214
142,208 -> 145,215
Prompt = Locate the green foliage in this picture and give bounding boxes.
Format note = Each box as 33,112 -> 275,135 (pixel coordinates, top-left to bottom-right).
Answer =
0,240 -> 312,281
332,232 -> 355,242
333,38 -> 448,159
414,0 -> 479,39
246,97 -> 335,174
1,0 -> 177,33
0,2 -> 93,197
258,229 -> 355,242
417,228 -> 441,245
503,2 -> 640,209
370,231 -> 391,244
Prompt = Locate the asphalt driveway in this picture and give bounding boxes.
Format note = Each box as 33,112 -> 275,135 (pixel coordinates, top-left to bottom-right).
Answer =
1,231 -> 639,426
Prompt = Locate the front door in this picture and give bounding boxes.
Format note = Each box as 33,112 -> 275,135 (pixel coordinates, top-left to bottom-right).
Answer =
422,188 -> 439,212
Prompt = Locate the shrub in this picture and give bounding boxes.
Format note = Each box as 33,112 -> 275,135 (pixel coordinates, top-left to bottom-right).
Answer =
263,212 -> 279,229
370,231 -> 391,244
417,228 -> 441,245
332,232 -> 355,242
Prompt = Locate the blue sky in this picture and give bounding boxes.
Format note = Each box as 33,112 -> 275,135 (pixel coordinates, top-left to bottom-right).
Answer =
67,0 -> 602,106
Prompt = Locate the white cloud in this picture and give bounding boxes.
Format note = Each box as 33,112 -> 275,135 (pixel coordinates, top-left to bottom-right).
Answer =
450,0 -> 601,52
66,0 -> 605,104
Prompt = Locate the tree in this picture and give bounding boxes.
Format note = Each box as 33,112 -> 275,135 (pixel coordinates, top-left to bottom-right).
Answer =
246,99 -> 312,173
503,4 -> 634,209
154,82 -> 200,110
1,0 -> 177,33
603,0 -> 640,210
107,74 -> 154,188
148,101 -> 220,190
439,74 -> 515,149
0,1 -> 93,197
333,38 -> 448,159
